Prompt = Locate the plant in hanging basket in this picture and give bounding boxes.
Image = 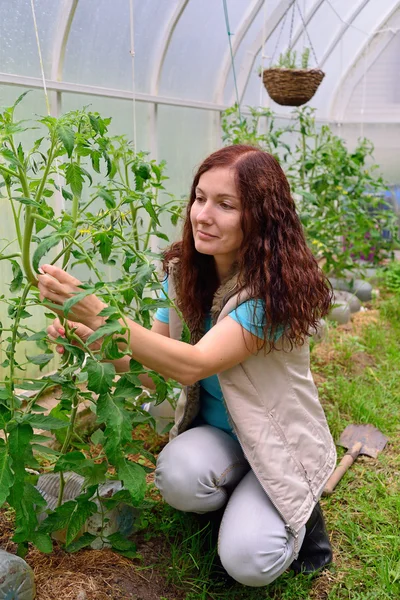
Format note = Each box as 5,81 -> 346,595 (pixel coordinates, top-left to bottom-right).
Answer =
261,48 -> 325,107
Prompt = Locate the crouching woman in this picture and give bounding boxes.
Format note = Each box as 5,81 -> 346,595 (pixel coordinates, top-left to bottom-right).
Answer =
40,144 -> 336,587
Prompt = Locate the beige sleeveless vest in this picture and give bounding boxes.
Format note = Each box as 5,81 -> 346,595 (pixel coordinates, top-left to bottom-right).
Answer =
167,263 -> 337,536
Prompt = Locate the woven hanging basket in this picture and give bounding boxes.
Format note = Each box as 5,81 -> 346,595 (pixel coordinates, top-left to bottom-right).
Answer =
262,68 -> 325,107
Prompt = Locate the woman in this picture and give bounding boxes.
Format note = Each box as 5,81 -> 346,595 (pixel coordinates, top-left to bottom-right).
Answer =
40,144 -> 336,587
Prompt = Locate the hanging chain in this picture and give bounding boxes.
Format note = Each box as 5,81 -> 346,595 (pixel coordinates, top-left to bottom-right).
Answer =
295,0 -> 319,67
269,3 -> 290,66
288,0 -> 296,50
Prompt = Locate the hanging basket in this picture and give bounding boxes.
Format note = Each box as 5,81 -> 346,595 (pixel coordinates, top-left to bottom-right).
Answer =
261,68 -> 325,107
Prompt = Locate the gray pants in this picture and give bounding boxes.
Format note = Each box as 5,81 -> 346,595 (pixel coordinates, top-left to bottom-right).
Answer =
155,425 -> 306,587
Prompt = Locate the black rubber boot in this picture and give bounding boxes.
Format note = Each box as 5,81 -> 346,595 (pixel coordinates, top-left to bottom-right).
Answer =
291,503 -> 333,575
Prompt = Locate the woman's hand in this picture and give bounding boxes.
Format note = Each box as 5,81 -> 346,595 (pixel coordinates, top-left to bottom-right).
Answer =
37,264 -> 106,330
47,318 -> 101,354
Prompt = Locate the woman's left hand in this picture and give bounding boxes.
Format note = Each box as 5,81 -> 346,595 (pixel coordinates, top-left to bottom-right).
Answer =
37,264 -> 106,330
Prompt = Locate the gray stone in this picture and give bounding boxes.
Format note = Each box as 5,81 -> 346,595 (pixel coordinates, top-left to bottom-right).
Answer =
351,280 -> 373,302
328,277 -> 373,302
0,549 -> 35,600
310,319 -> 327,342
332,290 -> 361,314
328,303 -> 351,324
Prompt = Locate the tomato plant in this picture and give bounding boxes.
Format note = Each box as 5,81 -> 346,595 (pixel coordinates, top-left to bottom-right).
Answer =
0,92 -> 183,557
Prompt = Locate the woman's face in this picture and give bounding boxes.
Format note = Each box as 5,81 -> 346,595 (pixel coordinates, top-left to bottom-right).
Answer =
190,167 -> 243,268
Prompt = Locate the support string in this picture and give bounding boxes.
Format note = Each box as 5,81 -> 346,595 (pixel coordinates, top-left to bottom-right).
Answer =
223,0 -> 242,121
30,0 -> 51,116
129,0 -> 137,151
259,0 -> 268,110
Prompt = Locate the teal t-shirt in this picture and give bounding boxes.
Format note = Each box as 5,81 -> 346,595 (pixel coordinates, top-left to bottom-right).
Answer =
155,279 -> 283,436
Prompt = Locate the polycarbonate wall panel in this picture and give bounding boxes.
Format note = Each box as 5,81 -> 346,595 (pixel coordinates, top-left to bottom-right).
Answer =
63,0 -> 180,93
159,0 -> 251,102
156,105 -> 217,243
0,0 -> 59,78
346,33 -> 400,121
333,122 -> 400,185
61,93 -> 150,150
323,0 -> 397,119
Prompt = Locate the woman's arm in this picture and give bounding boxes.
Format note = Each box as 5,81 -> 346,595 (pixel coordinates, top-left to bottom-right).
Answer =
38,265 -> 258,386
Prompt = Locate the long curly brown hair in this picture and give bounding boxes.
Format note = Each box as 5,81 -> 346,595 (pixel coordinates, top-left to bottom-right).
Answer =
163,144 -> 332,351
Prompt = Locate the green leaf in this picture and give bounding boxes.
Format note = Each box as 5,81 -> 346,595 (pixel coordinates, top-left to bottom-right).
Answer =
10,260 -> 23,292
65,162 -> 84,198
31,532 -> 53,553
86,320 -> 124,345
84,359 -> 115,395
23,414 -> 68,430
54,451 -> 86,472
13,90 -> 31,110
32,234 -> 61,273
39,501 -> 76,533
81,461 -> 108,488
97,394 -> 133,464
61,187 -> 73,201
90,429 -> 105,446
105,531 -> 137,552
117,460 -> 146,506
32,443 -> 61,457
91,150 -> 101,173
140,196 -> 160,226
0,441 -> 14,507
137,163 -> 151,180
0,405 -> 11,430
98,306 -> 121,319
62,288 -> 95,317
56,123 -> 75,158
64,532 -> 96,553
26,353 -> 54,367
93,231 -> 113,263
180,322 -> 191,344
97,188 -> 116,209
11,196 -> 41,207
66,499 -> 97,546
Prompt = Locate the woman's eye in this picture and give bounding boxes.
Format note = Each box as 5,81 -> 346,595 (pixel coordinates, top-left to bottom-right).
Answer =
195,197 -> 206,203
220,202 -> 233,210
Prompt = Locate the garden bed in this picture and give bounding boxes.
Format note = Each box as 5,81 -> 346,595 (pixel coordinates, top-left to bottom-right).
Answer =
1,291 -> 399,600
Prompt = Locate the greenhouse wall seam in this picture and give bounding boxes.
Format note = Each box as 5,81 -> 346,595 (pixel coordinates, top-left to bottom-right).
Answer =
330,2 -> 400,120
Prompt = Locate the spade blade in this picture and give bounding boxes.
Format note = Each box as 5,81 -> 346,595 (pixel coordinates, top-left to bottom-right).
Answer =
338,424 -> 388,458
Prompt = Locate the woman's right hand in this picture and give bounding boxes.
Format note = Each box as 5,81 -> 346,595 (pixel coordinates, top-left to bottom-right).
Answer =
47,318 -> 100,354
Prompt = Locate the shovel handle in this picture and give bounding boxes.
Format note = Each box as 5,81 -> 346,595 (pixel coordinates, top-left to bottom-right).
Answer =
323,441 -> 363,496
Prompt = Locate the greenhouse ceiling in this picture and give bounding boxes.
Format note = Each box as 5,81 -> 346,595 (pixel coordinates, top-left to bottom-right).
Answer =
0,0 -> 399,125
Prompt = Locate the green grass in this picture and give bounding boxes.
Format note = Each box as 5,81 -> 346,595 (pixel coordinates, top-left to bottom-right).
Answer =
141,291 -> 400,599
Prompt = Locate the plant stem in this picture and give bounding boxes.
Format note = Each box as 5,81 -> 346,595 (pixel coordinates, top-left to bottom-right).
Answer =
62,190 -> 80,269
57,389 -> 80,507
0,253 -> 21,260
6,182 -> 23,250
30,213 -> 57,229
21,138 -> 57,285
8,282 -> 32,409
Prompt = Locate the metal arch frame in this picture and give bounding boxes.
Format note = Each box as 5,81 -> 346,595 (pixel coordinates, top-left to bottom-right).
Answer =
318,0 -> 371,68
231,0 -> 296,106
149,0 -> 189,96
330,1 -> 400,122
146,0 -> 189,160
214,0 -> 264,105
49,0 -> 79,116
